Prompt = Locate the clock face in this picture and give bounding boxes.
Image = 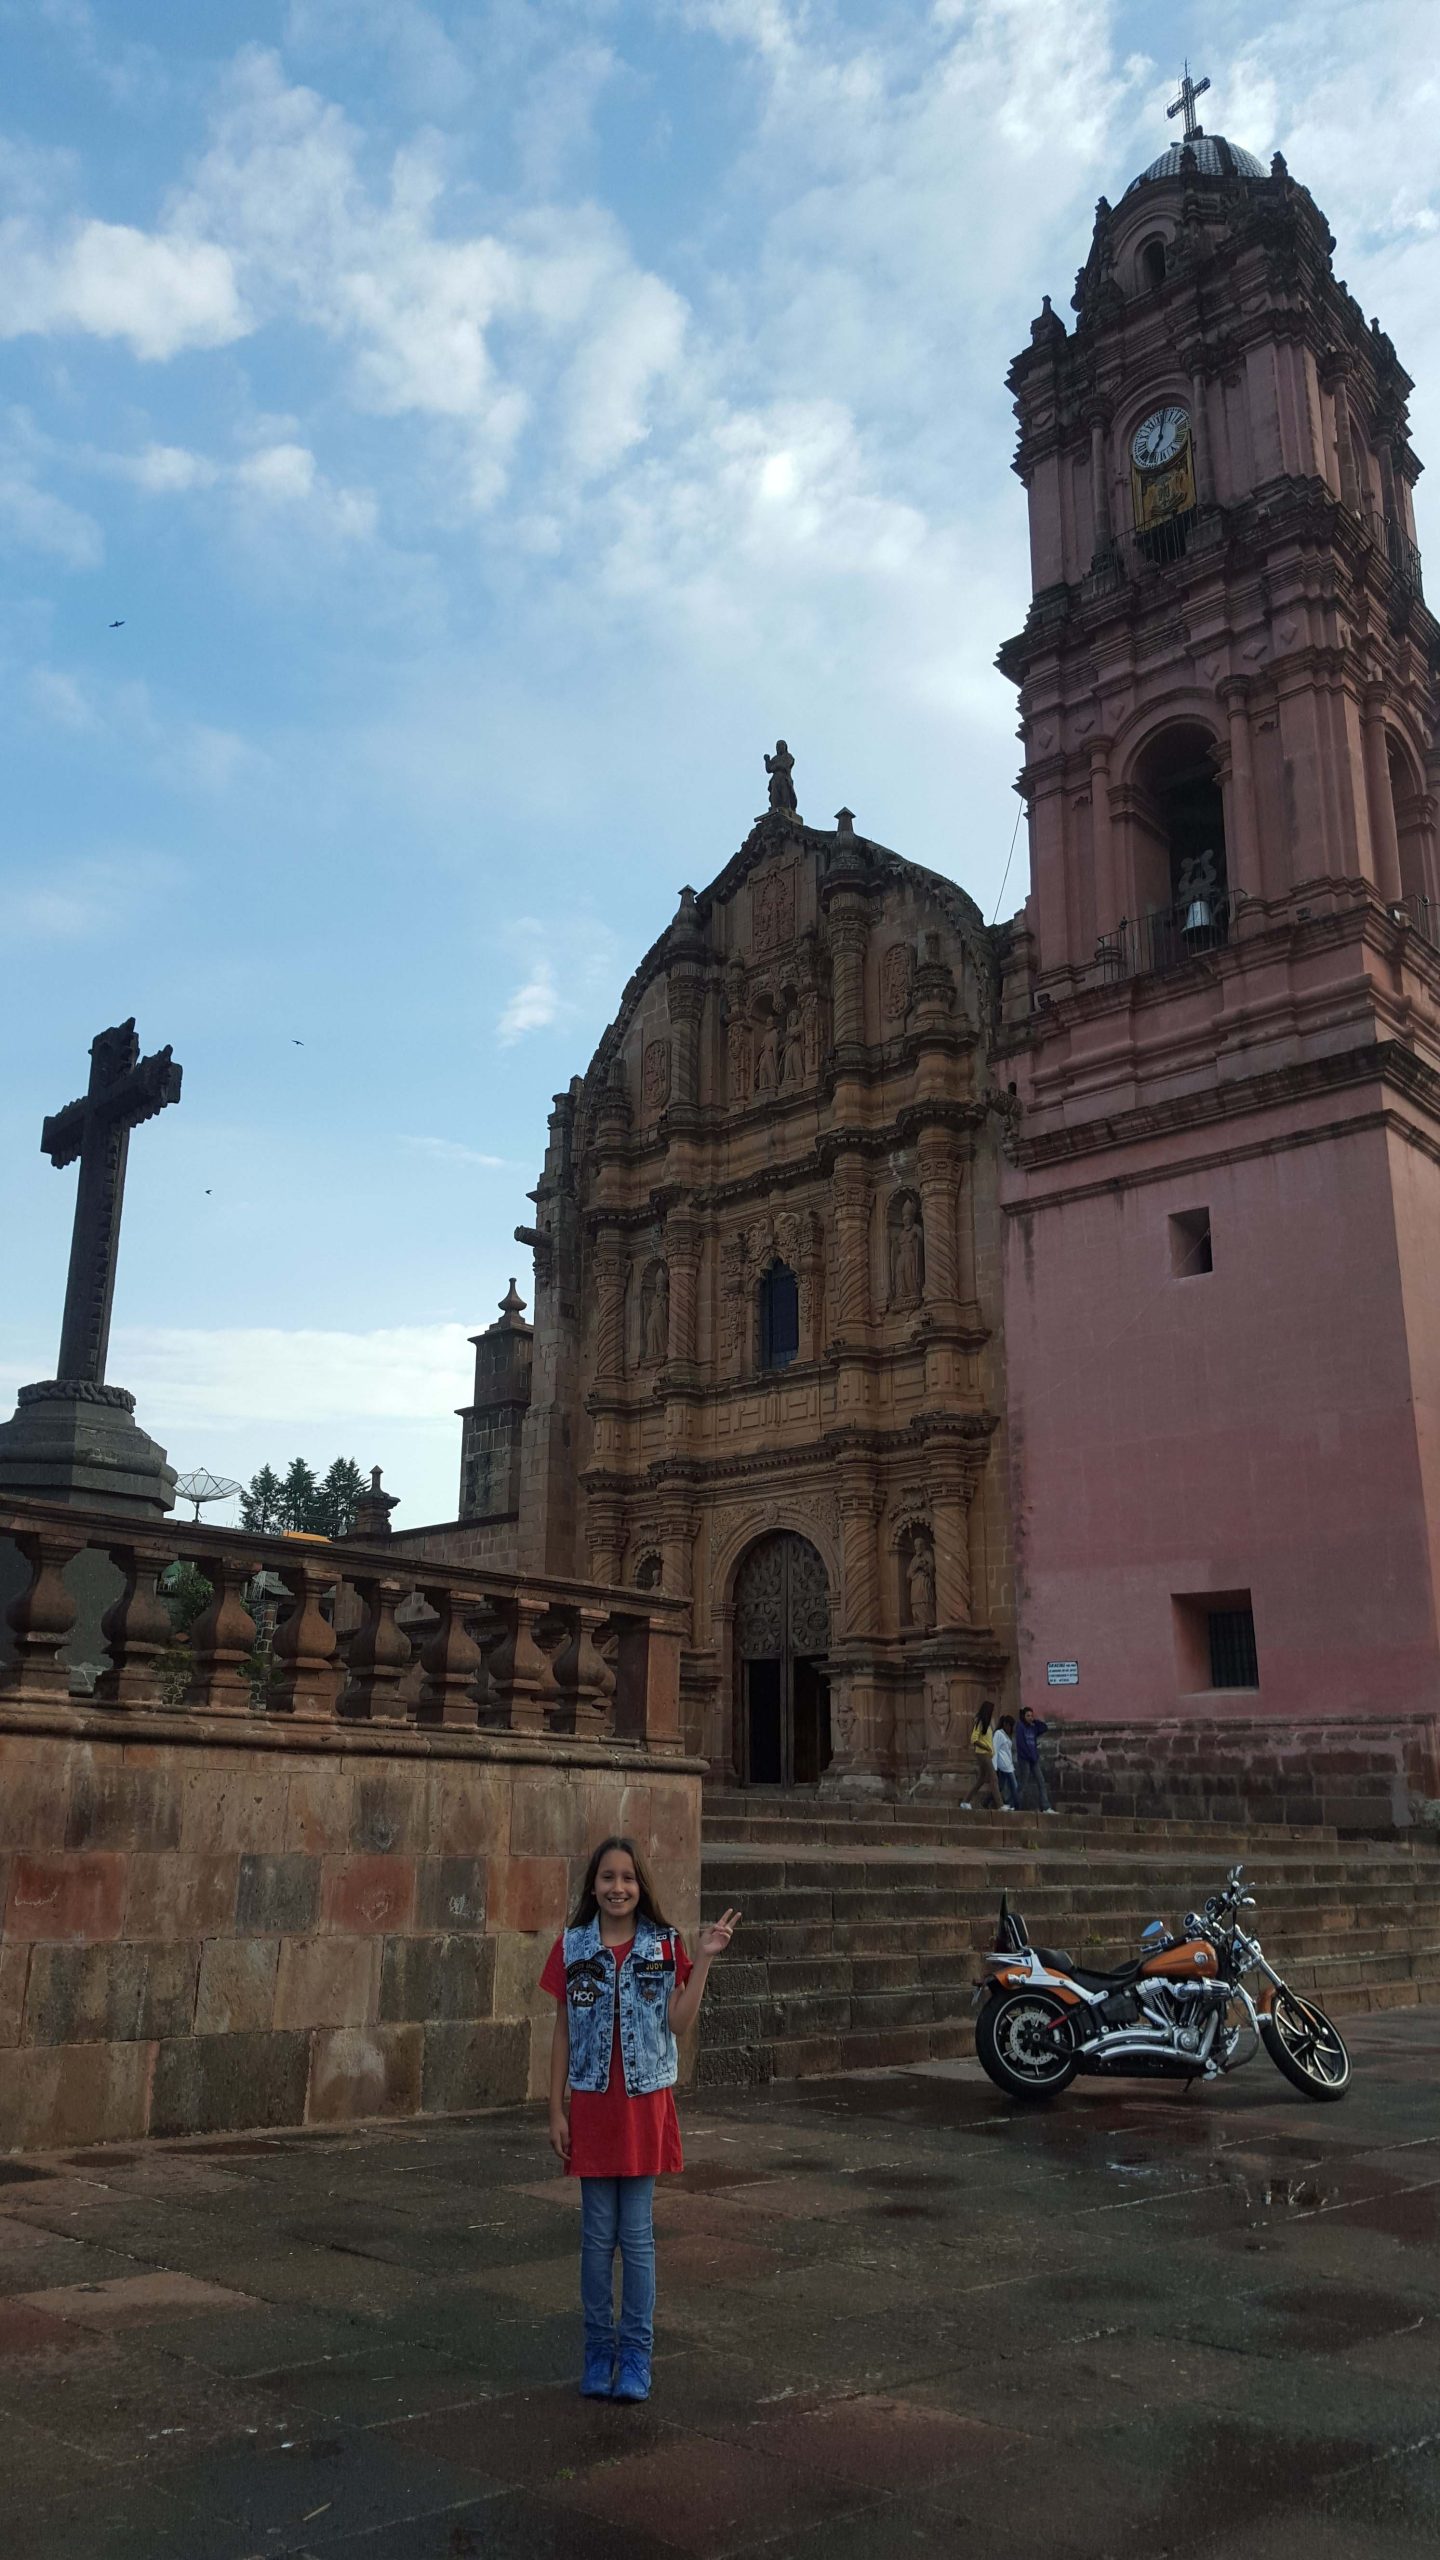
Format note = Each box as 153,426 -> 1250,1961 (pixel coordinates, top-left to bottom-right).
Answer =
1131,406 -> 1190,470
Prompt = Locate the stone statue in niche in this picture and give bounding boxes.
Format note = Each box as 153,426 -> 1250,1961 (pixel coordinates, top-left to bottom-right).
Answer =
764,738 -> 797,813
641,1260 -> 669,1364
906,1532 -> 937,1631
752,861 -> 796,956
889,1194 -> 925,1310
754,1015 -> 779,1093
779,1006 -> 803,1088
642,1039 -> 671,1112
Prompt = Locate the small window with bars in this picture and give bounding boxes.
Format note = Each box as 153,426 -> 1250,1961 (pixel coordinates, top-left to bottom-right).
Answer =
1174,1588 -> 1259,1694
1208,1603 -> 1259,1690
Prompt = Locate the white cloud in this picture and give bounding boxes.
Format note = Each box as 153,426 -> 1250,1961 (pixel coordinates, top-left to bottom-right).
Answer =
6,850 -> 180,941
126,442 -> 221,491
24,662 -> 259,793
0,216 -> 248,358
404,1135 -> 511,1170
111,1319 -> 476,1425
497,962 -> 559,1045
0,467 -> 102,566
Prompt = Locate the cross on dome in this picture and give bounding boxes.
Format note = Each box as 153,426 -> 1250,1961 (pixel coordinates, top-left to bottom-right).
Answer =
1166,62 -> 1211,142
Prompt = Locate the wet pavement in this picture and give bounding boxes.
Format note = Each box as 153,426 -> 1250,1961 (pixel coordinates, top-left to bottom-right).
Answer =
2,2006 -> 1438,2559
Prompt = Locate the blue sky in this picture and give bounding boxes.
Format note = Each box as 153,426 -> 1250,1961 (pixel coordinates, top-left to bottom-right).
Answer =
3,0 -> 1439,1525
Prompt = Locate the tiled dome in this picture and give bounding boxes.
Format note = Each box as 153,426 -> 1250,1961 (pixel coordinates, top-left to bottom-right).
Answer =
1127,133 -> 1267,191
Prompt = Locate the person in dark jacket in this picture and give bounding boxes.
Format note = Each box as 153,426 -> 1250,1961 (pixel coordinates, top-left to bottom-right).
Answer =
1015,1705 -> 1056,1812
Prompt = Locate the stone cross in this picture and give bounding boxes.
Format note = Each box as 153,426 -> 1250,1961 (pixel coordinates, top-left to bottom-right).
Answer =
1166,63 -> 1211,142
41,1020 -> 182,1387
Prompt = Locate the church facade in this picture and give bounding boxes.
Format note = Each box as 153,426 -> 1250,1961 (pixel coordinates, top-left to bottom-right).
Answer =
439,90 -> 1440,1791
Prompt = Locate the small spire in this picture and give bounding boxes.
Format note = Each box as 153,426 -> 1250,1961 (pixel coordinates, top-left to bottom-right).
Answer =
835,806 -> 856,836
497,1276 -> 527,1328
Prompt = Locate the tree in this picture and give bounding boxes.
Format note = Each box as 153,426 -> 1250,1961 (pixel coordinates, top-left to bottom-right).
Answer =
280,1457 -> 321,1532
316,1457 -> 366,1538
240,1464 -> 285,1534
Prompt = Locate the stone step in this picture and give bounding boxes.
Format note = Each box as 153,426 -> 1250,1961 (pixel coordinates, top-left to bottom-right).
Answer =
703,1804 -> 1344,1853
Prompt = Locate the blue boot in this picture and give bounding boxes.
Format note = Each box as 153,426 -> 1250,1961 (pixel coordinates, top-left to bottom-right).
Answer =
580,2345 -> 614,2399
613,2353 -> 651,2402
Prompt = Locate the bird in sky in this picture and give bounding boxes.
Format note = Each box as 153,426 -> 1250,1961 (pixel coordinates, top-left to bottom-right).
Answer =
108,619 -> 125,629
292,1038 -> 305,1046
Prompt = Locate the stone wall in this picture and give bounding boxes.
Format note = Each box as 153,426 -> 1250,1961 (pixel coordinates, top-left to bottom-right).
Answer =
0,1721 -> 700,2152
1050,1712 -> 1440,1833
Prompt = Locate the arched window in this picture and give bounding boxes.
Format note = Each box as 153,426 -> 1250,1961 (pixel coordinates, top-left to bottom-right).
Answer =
632,1552 -> 663,1591
758,1260 -> 800,1371
1127,726 -> 1229,965
1140,237 -> 1167,291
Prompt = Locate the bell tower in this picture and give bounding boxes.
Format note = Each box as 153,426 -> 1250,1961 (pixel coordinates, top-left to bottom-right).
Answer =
997,76 -> 1440,1748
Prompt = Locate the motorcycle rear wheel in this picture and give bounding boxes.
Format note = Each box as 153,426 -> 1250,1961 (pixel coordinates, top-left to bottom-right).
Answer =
1260,1991 -> 1351,2101
975,1990 -> 1078,2100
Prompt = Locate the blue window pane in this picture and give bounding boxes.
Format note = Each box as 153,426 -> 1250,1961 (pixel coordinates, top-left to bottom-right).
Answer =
760,1262 -> 799,1370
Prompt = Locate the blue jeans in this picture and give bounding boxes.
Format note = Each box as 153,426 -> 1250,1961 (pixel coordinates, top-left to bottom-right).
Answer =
1018,1758 -> 1051,1810
998,1768 -> 1019,1808
579,2176 -> 656,2360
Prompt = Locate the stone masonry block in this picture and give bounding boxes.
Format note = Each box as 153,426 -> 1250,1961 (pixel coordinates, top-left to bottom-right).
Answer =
274,1934 -> 381,2030
379,1934 -> 496,2024
489,1855 -> 567,1935
179,1766 -> 290,1855
64,1766 -> 180,1854
6,1853 -> 126,1944
0,1747 -> 70,1852
321,1855 -> 416,1936
0,2039 -> 154,2151
23,1942 -> 199,2046
306,2025 -> 424,2125
415,1857 -> 487,1933
491,1929 -> 554,2025
420,2019 -> 529,2114
283,1768 -> 355,1857
578,1775 -> 655,1852
236,1854 -> 320,1936
434,1768 -> 509,1858
351,1774 -> 426,1855
194,1938 -> 281,2035
150,2029 -> 310,2138
509,1773 -> 595,1859
527,2011 -> 551,2101
125,1854 -> 238,1941
0,1942 -> 31,2047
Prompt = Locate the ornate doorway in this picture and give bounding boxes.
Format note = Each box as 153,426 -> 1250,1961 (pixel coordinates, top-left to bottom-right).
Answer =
733,1531 -> 831,1786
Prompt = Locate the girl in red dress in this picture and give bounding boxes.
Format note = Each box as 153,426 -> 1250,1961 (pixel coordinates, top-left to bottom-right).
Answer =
541,1836 -> 740,2403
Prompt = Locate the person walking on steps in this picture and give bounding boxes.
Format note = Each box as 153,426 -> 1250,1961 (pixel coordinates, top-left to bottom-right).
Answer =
542,1837 -> 740,2405
963,1701 -> 1004,1811
992,1712 -> 1020,1811
1016,1704 -> 1058,1812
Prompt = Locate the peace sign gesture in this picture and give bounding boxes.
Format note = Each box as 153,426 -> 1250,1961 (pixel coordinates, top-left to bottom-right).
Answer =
698,1907 -> 742,1960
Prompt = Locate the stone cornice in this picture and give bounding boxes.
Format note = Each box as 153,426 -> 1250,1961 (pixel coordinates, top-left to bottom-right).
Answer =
1009,1036 -> 1440,1176
579,1409 -> 1002,1505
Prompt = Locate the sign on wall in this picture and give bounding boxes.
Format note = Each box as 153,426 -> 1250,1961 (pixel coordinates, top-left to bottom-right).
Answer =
1045,1660 -> 1079,1687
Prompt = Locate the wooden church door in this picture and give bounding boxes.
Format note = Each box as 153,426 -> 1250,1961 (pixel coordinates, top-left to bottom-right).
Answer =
733,1532 -> 832,1786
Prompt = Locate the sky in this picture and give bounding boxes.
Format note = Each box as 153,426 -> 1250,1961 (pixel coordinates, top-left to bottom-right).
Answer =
3,0 -> 1439,1527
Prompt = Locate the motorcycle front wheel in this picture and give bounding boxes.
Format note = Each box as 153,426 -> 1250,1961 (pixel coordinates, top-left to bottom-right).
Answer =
1260,1990 -> 1351,2100
975,1990 -> 1078,2100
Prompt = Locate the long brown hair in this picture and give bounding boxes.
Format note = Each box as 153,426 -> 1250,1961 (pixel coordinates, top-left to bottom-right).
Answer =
569,1835 -> 678,1936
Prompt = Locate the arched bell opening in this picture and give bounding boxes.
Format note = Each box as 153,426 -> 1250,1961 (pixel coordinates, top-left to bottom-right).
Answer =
1127,723 -> 1229,962
1387,732 -> 1436,913
732,1530 -> 831,1787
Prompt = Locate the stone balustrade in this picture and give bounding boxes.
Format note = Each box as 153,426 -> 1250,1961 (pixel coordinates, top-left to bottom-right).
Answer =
0,1497 -> 686,1751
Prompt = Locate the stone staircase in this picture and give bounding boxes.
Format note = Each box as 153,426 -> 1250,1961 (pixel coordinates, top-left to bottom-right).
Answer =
695,1791 -> 1440,2088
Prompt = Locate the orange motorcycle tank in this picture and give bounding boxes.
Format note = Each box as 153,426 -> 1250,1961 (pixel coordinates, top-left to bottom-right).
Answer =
1139,1940 -> 1217,1982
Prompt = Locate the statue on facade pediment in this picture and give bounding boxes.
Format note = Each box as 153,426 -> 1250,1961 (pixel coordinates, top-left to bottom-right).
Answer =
764,738 -> 797,813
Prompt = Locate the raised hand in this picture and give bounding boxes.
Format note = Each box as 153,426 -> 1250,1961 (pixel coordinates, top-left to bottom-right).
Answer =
698,1907 -> 742,1960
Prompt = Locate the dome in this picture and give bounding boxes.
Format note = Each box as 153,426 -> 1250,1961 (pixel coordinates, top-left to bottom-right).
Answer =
1127,132 -> 1267,192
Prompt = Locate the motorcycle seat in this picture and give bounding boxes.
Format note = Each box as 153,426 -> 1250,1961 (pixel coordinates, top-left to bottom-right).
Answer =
1065,1959 -> 1145,1992
1030,1946 -> 1075,1970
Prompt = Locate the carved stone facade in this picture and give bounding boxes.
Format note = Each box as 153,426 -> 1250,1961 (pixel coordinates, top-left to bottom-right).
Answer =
503,792 -> 1009,1790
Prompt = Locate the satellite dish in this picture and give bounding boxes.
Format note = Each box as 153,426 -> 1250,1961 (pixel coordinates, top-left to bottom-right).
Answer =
175,1468 -> 243,1523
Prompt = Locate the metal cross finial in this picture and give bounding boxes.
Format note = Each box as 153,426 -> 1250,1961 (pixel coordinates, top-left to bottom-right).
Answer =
1167,61 -> 1211,143
40,1019 -> 182,1387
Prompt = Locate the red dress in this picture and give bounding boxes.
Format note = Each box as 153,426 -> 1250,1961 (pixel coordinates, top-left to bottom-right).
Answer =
541,1933 -> 692,2178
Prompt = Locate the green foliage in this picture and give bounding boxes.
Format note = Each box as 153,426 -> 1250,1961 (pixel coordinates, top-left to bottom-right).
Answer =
162,1561 -> 213,1633
240,1463 -> 285,1533
280,1457 -> 321,1531
238,1455 -> 369,1540
317,1457 -> 366,1537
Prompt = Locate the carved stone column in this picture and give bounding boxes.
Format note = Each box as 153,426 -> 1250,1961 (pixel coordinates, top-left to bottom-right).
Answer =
585,1491 -> 625,1588
916,1134 -> 959,1309
666,972 -> 706,1108
659,1506 -> 699,1602
1188,369 -> 1211,504
1363,683 -> 1403,902
1086,407 -> 1112,556
593,1239 -> 627,1384
831,1152 -> 871,1337
1218,679 -> 1262,899
1088,736 -> 1117,931
665,1211 -> 701,1369
838,1477 -> 880,1640
928,1460 -> 974,1632
827,901 -> 870,1048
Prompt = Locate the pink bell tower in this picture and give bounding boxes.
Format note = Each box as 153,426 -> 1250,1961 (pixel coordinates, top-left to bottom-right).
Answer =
997,75 -> 1440,1768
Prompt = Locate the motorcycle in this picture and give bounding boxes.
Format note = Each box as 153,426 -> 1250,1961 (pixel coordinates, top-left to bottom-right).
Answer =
971,1865 -> 1352,2103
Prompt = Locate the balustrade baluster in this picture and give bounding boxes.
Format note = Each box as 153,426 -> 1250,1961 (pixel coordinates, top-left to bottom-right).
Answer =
96,1540 -> 177,1709
5,1530 -> 83,1701
270,1561 -> 342,1718
482,1590 -> 550,1732
182,1554 -> 258,1715
415,1583 -> 484,1726
338,1576 -> 413,1722
551,1604 -> 616,1737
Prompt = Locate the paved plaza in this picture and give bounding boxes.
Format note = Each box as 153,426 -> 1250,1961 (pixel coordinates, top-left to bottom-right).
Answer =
1,2008 -> 1437,2559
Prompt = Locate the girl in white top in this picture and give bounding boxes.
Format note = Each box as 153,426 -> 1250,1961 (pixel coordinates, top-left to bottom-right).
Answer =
991,1715 -> 1019,1811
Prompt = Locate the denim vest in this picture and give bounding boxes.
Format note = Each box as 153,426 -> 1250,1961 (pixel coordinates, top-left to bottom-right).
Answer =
562,1917 -> 679,2096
